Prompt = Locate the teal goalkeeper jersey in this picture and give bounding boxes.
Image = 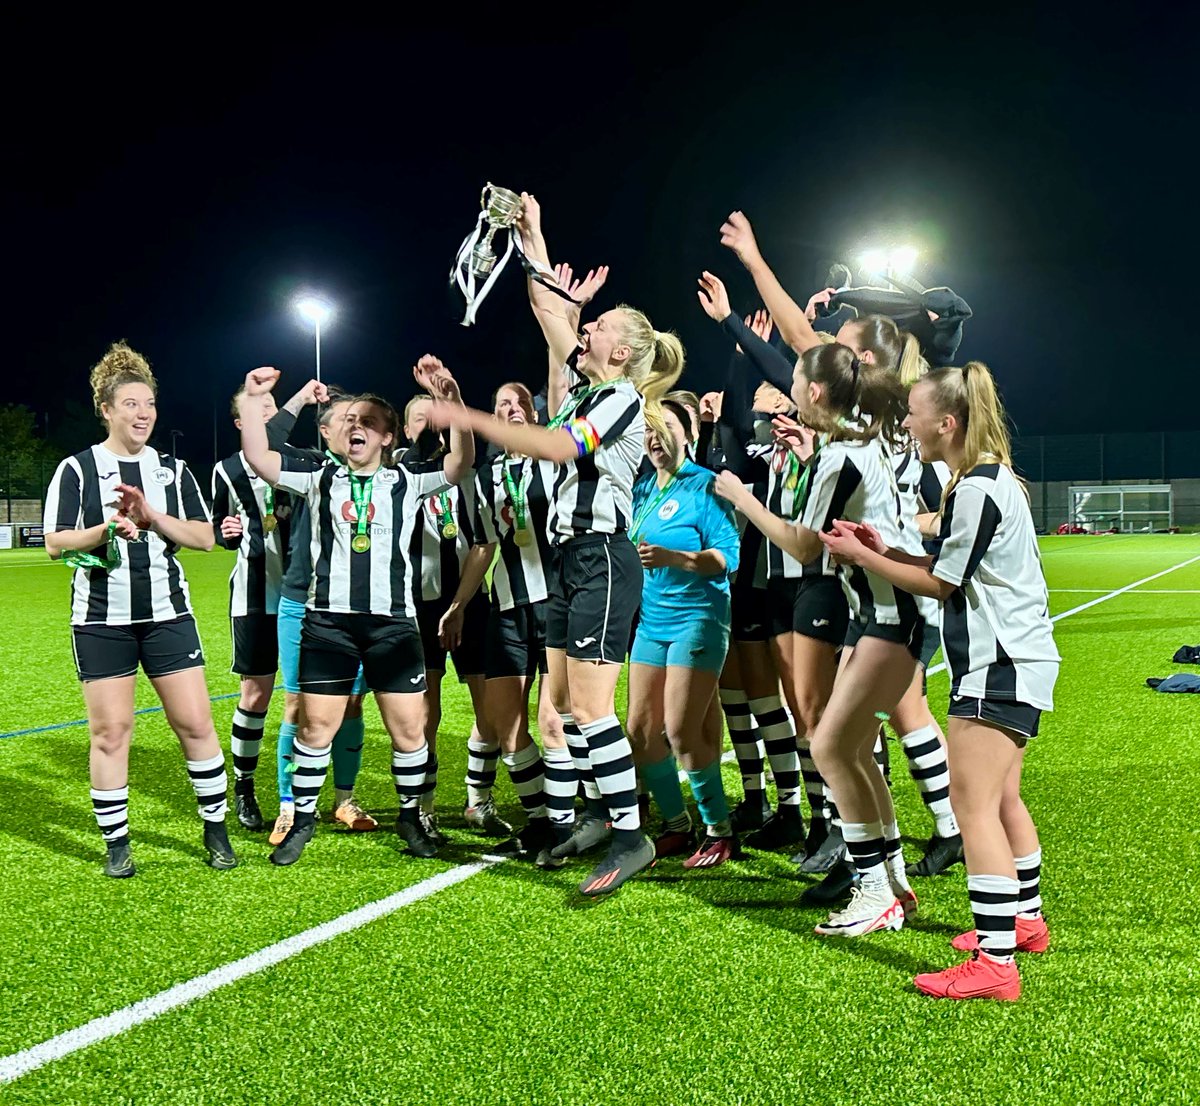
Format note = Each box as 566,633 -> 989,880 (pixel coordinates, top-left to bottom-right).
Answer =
631,460 -> 741,636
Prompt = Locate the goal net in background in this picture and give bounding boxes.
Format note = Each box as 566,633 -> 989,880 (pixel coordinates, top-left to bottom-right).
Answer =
1068,484 -> 1173,532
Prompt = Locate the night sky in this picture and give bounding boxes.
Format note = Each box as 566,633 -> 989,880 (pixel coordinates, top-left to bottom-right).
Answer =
7,13 -> 1194,469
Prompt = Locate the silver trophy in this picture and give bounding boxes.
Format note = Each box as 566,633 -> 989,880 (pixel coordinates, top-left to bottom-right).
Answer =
470,184 -> 524,277
451,182 -> 578,327
451,182 -> 526,326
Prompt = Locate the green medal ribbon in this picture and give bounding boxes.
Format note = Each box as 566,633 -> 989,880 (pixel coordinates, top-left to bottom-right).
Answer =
349,474 -> 374,553
63,521 -> 122,571
547,382 -> 608,430
784,452 -> 801,491
434,492 -> 457,539
262,484 -> 277,532
788,437 -> 824,520
502,458 -> 528,532
630,470 -> 679,545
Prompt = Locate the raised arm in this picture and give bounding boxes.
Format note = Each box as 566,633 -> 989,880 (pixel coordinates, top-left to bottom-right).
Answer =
267,378 -> 322,451
698,272 -> 796,396
240,367 -> 287,485
515,194 -> 581,371
413,356 -> 475,484
543,263 -> 609,418
719,211 -> 823,355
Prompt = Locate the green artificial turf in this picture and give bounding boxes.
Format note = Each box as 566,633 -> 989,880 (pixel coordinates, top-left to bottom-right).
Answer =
1,536 -> 1198,1105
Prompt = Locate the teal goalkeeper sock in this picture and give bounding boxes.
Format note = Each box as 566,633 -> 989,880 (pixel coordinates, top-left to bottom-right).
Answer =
277,721 -> 297,802
331,715 -> 365,791
640,754 -> 687,823
687,761 -> 730,830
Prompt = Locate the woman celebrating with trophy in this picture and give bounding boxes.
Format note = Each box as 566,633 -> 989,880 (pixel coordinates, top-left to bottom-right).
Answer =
428,192 -> 683,896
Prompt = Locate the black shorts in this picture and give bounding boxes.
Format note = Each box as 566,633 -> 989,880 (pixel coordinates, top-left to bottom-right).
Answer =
231,613 -> 279,677
794,576 -> 850,645
416,590 -> 488,679
766,576 -> 801,639
546,533 -> 642,663
299,610 -> 426,695
766,575 -> 849,645
844,611 -> 925,662
731,579 -> 770,642
72,616 -> 205,683
948,694 -> 1041,741
487,601 -> 549,680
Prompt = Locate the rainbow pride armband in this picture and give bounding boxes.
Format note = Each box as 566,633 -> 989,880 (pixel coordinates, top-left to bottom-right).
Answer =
568,418 -> 601,457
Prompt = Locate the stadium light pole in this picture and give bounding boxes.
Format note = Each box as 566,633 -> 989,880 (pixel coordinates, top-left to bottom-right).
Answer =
293,295 -> 335,384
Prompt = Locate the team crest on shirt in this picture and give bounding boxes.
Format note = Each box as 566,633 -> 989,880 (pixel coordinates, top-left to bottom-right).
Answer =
151,466 -> 175,486
375,469 -> 399,485
658,499 -> 680,521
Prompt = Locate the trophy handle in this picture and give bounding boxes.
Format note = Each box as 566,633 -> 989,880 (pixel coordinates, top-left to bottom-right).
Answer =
480,182 -> 493,212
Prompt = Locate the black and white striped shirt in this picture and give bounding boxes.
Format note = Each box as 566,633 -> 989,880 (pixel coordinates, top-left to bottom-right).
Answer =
474,453 -> 554,610
800,438 -> 935,626
212,451 -> 291,617
892,446 -> 925,529
918,460 -> 951,515
932,463 -> 1059,710
771,440 -> 845,581
765,442 -> 807,580
407,476 -> 481,603
44,445 -> 211,626
547,376 -> 644,544
274,457 -> 448,618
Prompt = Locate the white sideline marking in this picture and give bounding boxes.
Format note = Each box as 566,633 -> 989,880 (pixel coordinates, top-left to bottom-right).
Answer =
0,856 -> 505,1085
922,552 -> 1200,679
5,550 -> 1200,1084
688,551 -> 1200,773
1051,588 -> 1200,594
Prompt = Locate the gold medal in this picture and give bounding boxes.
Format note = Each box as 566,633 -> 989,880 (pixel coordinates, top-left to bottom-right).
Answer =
513,526 -> 533,547
441,521 -> 458,540
351,533 -> 371,553
263,513 -> 277,533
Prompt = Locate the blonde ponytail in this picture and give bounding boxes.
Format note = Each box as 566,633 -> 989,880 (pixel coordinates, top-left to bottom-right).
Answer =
615,305 -> 685,438
924,360 -> 1018,505
897,332 -> 929,388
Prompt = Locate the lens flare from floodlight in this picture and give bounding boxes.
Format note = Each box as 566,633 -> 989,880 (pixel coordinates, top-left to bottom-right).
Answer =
860,249 -> 888,278
294,295 -> 334,328
889,247 -> 918,276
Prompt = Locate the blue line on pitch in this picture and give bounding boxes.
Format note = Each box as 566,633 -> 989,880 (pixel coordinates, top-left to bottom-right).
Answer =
0,688 -> 282,740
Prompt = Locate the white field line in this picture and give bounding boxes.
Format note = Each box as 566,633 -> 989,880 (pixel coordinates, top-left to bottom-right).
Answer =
0,856 -> 506,1085
923,552 -> 1200,678
6,551 -> 1200,1086
1051,588 -> 1200,594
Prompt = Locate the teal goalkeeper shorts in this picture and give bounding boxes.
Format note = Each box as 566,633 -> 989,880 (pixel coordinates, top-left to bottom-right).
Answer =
630,618 -> 730,674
